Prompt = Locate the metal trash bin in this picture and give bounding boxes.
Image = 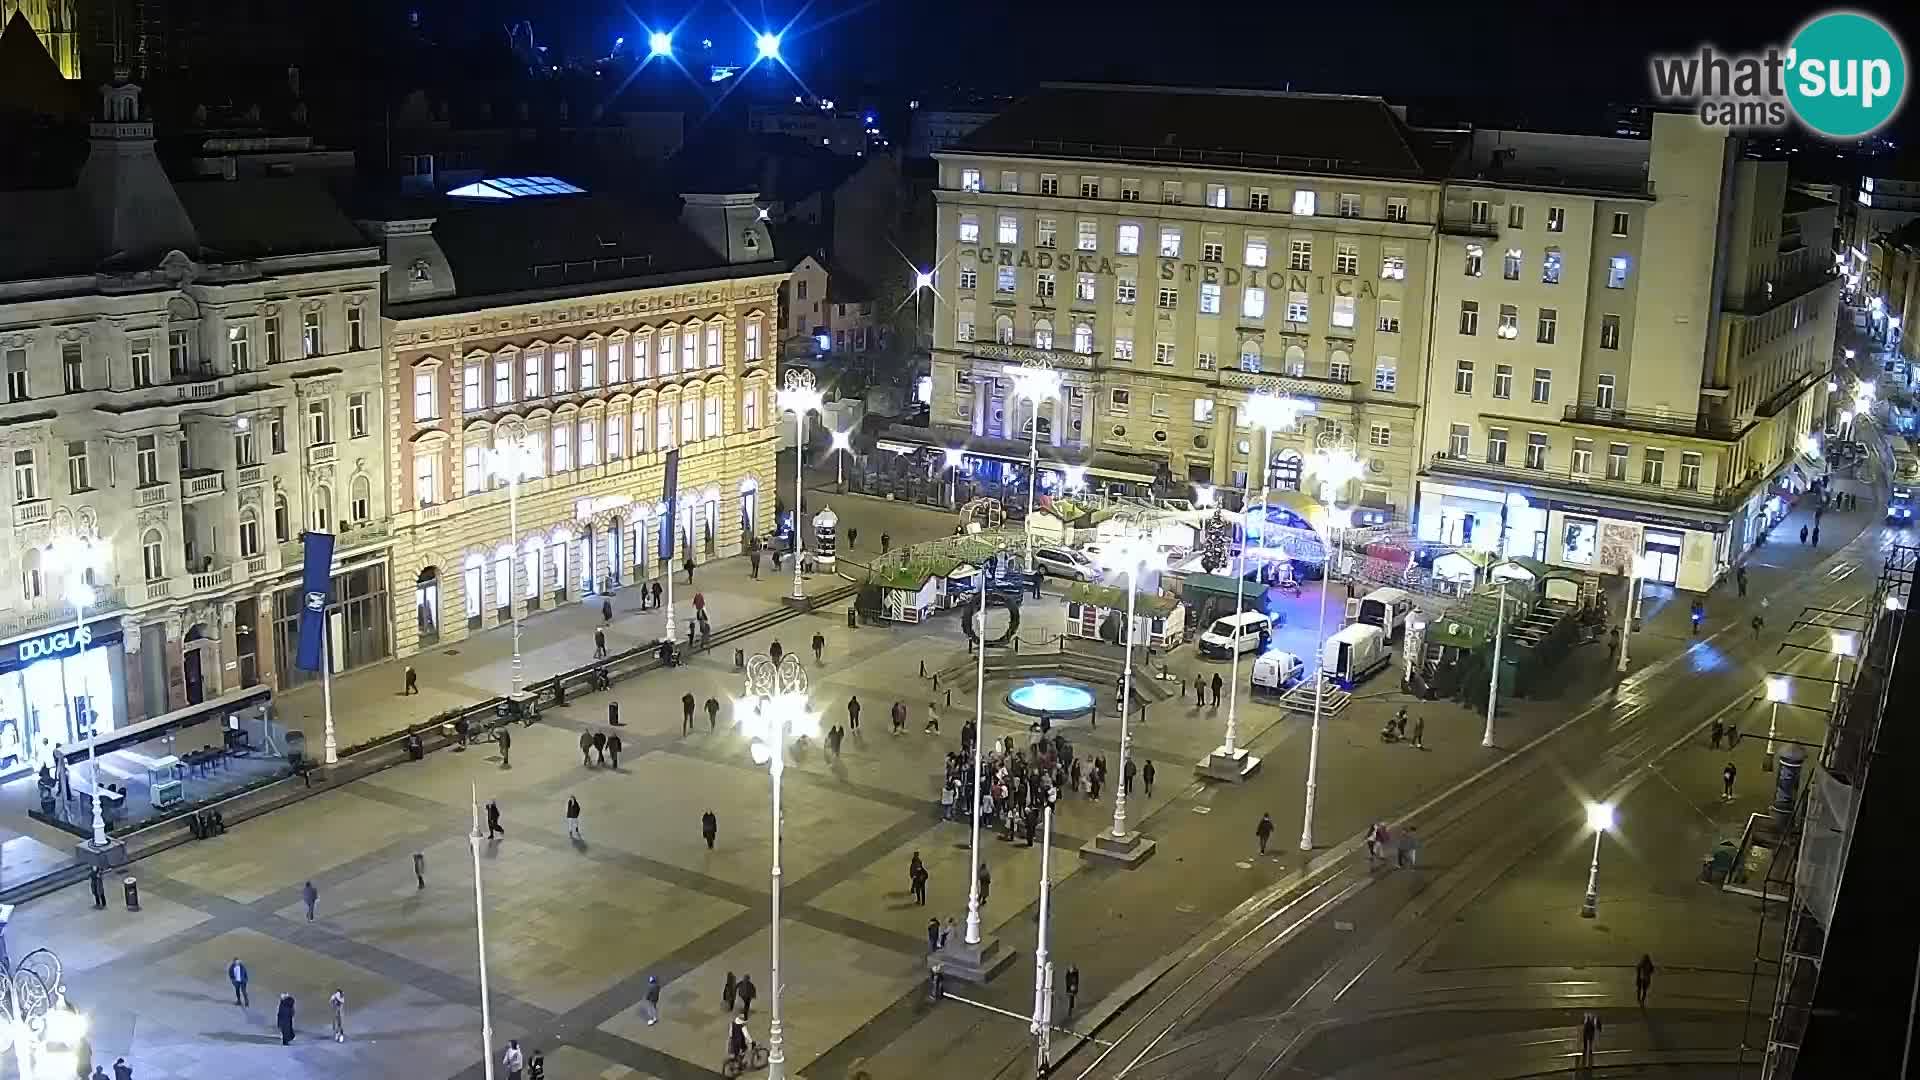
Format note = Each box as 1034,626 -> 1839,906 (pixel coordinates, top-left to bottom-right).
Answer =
123,876 -> 140,911
847,607 -> 857,629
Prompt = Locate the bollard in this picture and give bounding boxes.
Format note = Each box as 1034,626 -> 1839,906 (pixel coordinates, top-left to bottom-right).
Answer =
946,689 -> 953,708
932,673 -> 940,691
847,607 -> 857,629
123,876 -> 140,911
919,659 -> 927,678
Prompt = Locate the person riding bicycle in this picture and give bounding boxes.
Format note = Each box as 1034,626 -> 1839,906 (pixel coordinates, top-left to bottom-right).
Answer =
726,1016 -> 751,1063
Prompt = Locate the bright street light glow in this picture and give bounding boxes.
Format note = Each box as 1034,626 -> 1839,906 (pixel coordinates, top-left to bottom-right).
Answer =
1892,316 -> 1904,331
1831,630 -> 1857,657
777,384 -> 824,416
648,31 -> 671,56
1840,409 -> 1854,425
1846,348 -> 1857,360
1888,593 -> 1905,611
1800,434 -> 1820,457
1829,378 -> 1840,391
1095,533 -> 1164,579
829,429 -> 851,452
1062,465 -> 1087,490
1766,675 -> 1791,703
1586,802 -> 1615,832
914,269 -> 934,291
1243,391 -> 1314,432
1009,365 -> 1062,405
755,31 -> 781,59
943,447 -> 967,469
1194,484 -> 1216,507
42,1004 -> 88,1044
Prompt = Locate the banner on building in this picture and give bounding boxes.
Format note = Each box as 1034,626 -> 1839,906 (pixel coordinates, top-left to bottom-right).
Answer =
295,531 -> 336,672
662,449 -> 680,560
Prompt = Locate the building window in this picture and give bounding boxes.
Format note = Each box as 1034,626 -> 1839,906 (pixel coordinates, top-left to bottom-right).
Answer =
1606,442 -> 1629,481
1546,206 -> 1565,232
1381,248 -> 1406,279
1112,333 -> 1134,361
995,315 -> 1015,344
997,267 -> 1017,294
958,215 -> 979,244
745,318 -> 763,361
1117,277 -> 1137,305
1202,241 -> 1224,263
1074,219 -> 1098,251
1498,304 -> 1520,339
133,434 -> 159,485
1242,287 -> 1266,319
1073,322 -> 1094,354
1374,360 -> 1397,391
1543,248 -> 1563,284
1469,199 -> 1491,225
413,370 -> 437,420
681,397 -> 699,444
264,318 -> 281,364
1157,287 -> 1178,310
607,416 -> 623,458
1464,244 -> 1484,277
686,331 -> 703,377
524,351 -> 543,397
1600,314 -> 1621,350
348,306 -> 366,350
308,400 -> 332,444
1040,174 -> 1059,196
4,350 -> 27,402
1448,423 -> 1469,458
464,445 -> 483,494
235,426 -> 258,467
1108,388 -> 1129,414
1679,452 -> 1702,491
1288,239 -> 1312,271
960,168 -> 981,192
1537,308 -> 1558,344
1329,353 -> 1352,381
1036,272 -> 1056,300
608,340 -> 625,383
1195,398 -> 1216,423
1000,170 -> 1019,193
580,343 -> 599,387
1611,211 -> 1630,237
1117,223 -> 1140,255
1378,306 -> 1401,333
1199,283 -> 1221,314
1454,359 -> 1475,394
959,267 -> 978,291
1486,427 -> 1508,465
1198,350 -> 1217,371
1079,177 -> 1100,199
1642,448 -> 1665,485
1036,217 -> 1056,248
1120,179 -> 1141,201
1159,227 -> 1182,258
494,357 -> 513,403
1526,432 -> 1548,470
1249,188 -> 1271,211
351,476 -> 370,522
274,493 -> 290,541
1150,393 -> 1170,418
1508,204 -> 1526,228
1532,368 -> 1552,403
1292,190 -> 1316,216
222,326 -> 250,373
1033,319 -> 1054,350
1074,273 -> 1097,302
1331,296 -> 1355,328
1286,291 -> 1309,324
1206,183 -> 1227,208
1154,341 -> 1176,366
1161,180 -> 1183,204
1339,193 -> 1361,218
1237,342 -> 1259,372
1336,243 -> 1358,275
414,450 -> 439,505
351,391 -> 370,437
464,364 -> 484,411
66,441 -> 89,493
1369,423 -> 1391,447
167,330 -> 190,376
1607,256 -> 1630,289
142,529 -> 164,581
1493,364 -> 1513,399
1386,197 -> 1409,223
239,512 -> 260,558
1572,438 -> 1593,476
302,311 -> 322,356
1596,373 -> 1616,409
1503,248 -> 1522,280
998,214 -> 1019,245
956,311 -> 976,341
580,418 -> 601,462
658,331 -> 678,376
1459,301 -> 1480,336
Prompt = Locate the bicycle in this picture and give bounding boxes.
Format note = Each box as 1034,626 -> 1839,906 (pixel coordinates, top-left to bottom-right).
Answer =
720,1037 -> 769,1077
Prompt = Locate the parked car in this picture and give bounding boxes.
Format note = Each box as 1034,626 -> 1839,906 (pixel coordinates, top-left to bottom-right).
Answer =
1032,546 -> 1099,581
1199,611 -> 1275,659
1251,649 -> 1306,693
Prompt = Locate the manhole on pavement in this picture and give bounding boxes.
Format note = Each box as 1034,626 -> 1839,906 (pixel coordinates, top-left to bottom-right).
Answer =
1176,903 -> 1198,914
1236,861 -> 1254,869
1192,806 -> 1212,814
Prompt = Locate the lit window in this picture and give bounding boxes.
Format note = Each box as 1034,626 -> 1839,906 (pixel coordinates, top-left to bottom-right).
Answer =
658,331 -> 675,375
1331,296 -> 1355,328
1117,223 -> 1140,255
1464,244 -> 1483,277
1195,398 -> 1215,423
1381,249 -> 1406,279
1073,322 -> 1093,354
1200,283 -> 1221,314
1543,248 -> 1563,284
1526,432 -> 1548,470
302,311 -> 321,356
1242,288 -> 1266,319
1150,392 -> 1169,417
959,215 -> 979,244
1033,319 -> 1054,349
745,319 -> 763,361
1154,342 -> 1176,367
1448,424 -> 1469,457
414,369 -> 437,420
494,357 -> 513,402
1336,243 -> 1358,275
1159,227 -> 1182,258
1206,183 -> 1227,208
1292,190 -> 1316,216
1112,334 -> 1134,361
463,363 -> 484,411
1503,248 -> 1522,280
1237,343 -> 1259,371
1036,217 -> 1056,248
681,329 -> 696,372
1498,305 -> 1519,339
1000,170 -> 1019,192
1386,197 -> 1409,223
1596,374 -> 1616,409
350,392 -> 369,437
704,397 -> 721,438
524,351 -> 543,397
414,450 -> 439,505
1373,360 -> 1397,391
1077,220 -> 1097,251
705,324 -> 723,368
1035,272 -> 1055,300
1245,237 -> 1268,267
1607,256 -> 1630,289
1076,274 -> 1096,302
226,327 -> 249,372
1116,278 -> 1137,304
1546,206 -> 1566,232
997,267 -> 1017,293
998,214 -> 1019,245
959,267 -> 978,290
960,168 -> 981,192
552,423 -> 571,471
1286,291 -> 1309,323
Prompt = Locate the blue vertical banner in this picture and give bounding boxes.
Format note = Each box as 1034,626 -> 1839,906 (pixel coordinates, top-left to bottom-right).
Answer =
662,449 -> 680,559
295,530 -> 336,672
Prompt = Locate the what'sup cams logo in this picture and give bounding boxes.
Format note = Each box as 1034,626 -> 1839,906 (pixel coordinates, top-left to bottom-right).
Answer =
1650,11 -> 1908,138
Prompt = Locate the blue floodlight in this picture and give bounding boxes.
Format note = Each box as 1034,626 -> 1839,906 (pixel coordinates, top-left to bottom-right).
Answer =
756,31 -> 781,59
648,31 -> 672,57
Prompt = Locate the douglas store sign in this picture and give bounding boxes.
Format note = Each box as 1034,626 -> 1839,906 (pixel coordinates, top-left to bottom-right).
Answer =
4,619 -> 119,668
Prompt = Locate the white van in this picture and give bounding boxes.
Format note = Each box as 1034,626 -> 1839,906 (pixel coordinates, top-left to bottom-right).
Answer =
1320,623 -> 1390,686
1198,611 -> 1274,659
1251,650 -> 1305,693
1357,587 -> 1416,640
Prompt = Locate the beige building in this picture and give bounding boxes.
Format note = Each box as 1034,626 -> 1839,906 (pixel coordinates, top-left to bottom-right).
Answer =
921,84 -> 1439,522
0,76 -> 390,765
1418,114 -> 1839,591
358,186 -> 785,660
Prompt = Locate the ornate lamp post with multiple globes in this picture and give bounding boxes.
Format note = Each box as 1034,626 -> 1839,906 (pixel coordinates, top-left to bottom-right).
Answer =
44,531 -> 111,847
484,424 -> 540,698
1299,436 -> 1365,853
1007,358 -> 1061,573
778,370 -> 826,602
1081,532 -> 1162,865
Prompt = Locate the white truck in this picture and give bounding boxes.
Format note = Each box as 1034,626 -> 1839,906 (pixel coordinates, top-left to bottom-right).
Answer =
1320,623 -> 1391,687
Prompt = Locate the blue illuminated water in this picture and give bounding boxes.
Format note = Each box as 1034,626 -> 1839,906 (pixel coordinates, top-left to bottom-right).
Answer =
1006,681 -> 1096,719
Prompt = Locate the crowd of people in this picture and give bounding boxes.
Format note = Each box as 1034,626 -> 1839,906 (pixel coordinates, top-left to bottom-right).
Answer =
939,722 -> 1100,845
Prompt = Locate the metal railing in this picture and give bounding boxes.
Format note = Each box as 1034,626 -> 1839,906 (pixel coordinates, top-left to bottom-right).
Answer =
1562,403 -> 1746,440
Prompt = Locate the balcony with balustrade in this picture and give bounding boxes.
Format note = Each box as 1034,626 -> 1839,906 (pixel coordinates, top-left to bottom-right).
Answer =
1561,403 -> 1749,442
11,499 -> 49,528
180,468 -> 227,503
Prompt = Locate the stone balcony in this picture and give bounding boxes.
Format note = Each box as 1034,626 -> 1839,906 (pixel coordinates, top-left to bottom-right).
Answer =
237,464 -> 266,488
181,469 -> 227,502
307,442 -> 338,467
1218,369 -> 1357,401
11,499 -> 49,527
135,483 -> 171,508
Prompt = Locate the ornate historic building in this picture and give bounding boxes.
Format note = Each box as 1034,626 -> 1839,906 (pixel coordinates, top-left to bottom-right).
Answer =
0,76 -> 388,771
357,185 -> 786,660
1,0 -> 78,78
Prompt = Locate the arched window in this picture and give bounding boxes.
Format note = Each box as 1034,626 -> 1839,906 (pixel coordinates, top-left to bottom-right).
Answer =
1283,344 -> 1307,376
311,485 -> 332,532
239,510 -> 260,557
273,493 -> 290,542
995,314 -> 1014,345
1271,449 -> 1303,492
351,475 -> 372,522
1240,341 -> 1262,372
142,529 -> 165,581
1073,322 -> 1094,355
1032,318 -> 1054,351
416,566 -> 441,641
20,547 -> 42,601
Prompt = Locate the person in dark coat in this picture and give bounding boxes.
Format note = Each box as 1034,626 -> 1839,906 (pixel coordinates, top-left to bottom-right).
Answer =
847,696 -> 862,731
607,733 -> 623,767
601,599 -> 613,624
592,730 -> 608,765
276,993 -> 296,1044
722,971 -> 738,1012
594,628 -> 608,659
705,697 -> 721,731
701,810 -> 718,849
926,917 -> 940,951
579,730 -> 594,766
497,726 -> 512,767
1142,760 -> 1156,797
1063,965 -> 1080,1016
650,581 -> 662,608
1211,672 -> 1225,707
89,865 -> 107,909
228,958 -> 250,1005
736,974 -> 757,1018
1256,813 -> 1275,855
682,693 -> 697,735
486,800 -> 504,838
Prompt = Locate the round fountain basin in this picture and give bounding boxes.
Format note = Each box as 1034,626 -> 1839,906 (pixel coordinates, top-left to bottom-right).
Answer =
1005,680 -> 1096,721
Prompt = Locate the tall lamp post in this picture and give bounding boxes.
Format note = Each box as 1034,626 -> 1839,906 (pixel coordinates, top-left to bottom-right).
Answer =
962,565 -> 990,945
46,532 -> 110,848
485,427 -> 539,697
829,429 -> 852,490
1030,789 -> 1057,1074
468,785 -> 497,1080
1299,441 -> 1365,852
1088,533 -> 1163,861
778,370 -> 825,602
735,651 -> 820,1080
1484,576 -> 1513,748
1579,801 -> 1615,918
1764,675 -> 1790,771
1830,631 -> 1857,705
1008,360 -> 1061,573
1208,391 -> 1313,779
1617,553 -> 1653,674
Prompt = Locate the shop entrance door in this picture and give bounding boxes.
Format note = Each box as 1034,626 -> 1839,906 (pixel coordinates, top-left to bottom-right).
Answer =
1643,530 -> 1683,585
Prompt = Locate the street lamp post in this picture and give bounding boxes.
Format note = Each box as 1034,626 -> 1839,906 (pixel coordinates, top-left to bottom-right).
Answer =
779,370 -> 825,603
735,652 -> 820,1080
1580,801 -> 1614,918
1030,793 -> 1057,1075
485,429 -> 538,698
963,568 -> 990,945
469,785 -> 496,1080
1484,577 -> 1511,748
1008,360 -> 1062,574
46,532 -> 110,848
1765,675 -> 1790,771
1087,534 -> 1162,862
1300,442 -> 1365,852
829,429 -> 852,490
1830,631 -> 1857,706
1617,554 -> 1651,674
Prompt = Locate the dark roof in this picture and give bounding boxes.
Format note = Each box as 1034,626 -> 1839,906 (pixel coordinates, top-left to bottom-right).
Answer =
175,178 -> 371,260
952,83 -> 1433,180
0,12 -> 69,118
1783,188 -> 1833,215
0,189 -> 99,278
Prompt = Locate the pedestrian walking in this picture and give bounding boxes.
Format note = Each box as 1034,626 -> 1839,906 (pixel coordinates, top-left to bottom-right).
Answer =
650,581 -> 662,609
486,799 -> 504,838
770,639 -> 785,665
1192,673 -> 1205,705
1256,813 -> 1274,855
1722,761 -> 1738,799
880,532 -> 892,554
413,851 -> 426,889
1211,673 -> 1224,708
1122,758 -> 1136,795
736,974 -> 757,1019
112,1058 -> 130,1080
1402,827 -> 1421,867
228,957 -> 249,1006
1063,965 -> 1080,1017
1813,525 -> 1821,545
592,730 -> 608,764
812,631 -> 826,664
682,693 -> 696,735
749,549 -> 762,579
1800,524 -> 1810,545
891,700 -> 907,736
722,971 -> 738,1012
643,975 -> 661,1024
702,809 -> 718,849
528,1048 -> 545,1080
978,862 -> 991,906
684,556 -> 696,584
911,862 -> 929,905
926,917 -> 940,952
497,725 -> 512,767
1143,759 -> 1156,797
1752,614 -> 1765,638
1711,719 -> 1724,749
847,695 -> 862,732
1579,1011 -> 1601,1068
502,1039 -> 525,1080
301,880 -> 318,921
1635,953 -> 1655,1005
608,733 -> 623,767
277,993 -> 296,1045
1412,715 -> 1425,748
566,795 -> 582,840
579,730 -> 594,766
706,696 -> 720,731
89,865 -> 107,909
595,628 -> 608,659
330,988 -> 346,1042
1737,567 -> 1749,597
404,666 -> 419,695
848,526 -> 859,549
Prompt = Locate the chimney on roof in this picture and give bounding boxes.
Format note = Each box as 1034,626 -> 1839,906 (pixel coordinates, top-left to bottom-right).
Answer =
680,192 -> 773,265
78,75 -> 200,268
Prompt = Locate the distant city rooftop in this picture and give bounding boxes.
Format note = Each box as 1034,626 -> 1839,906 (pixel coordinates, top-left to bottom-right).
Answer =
446,176 -> 587,200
